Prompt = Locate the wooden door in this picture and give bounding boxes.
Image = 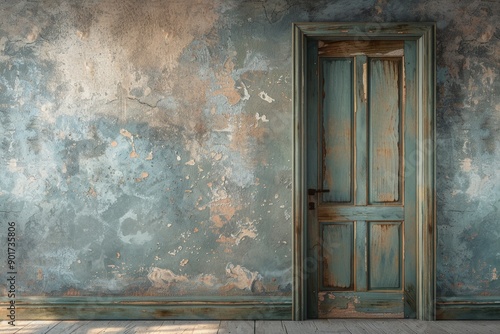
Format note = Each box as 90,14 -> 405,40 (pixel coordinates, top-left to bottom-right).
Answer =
306,40 -> 418,318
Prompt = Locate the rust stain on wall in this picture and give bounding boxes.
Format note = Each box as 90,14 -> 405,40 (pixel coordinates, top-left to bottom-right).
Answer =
214,58 -> 242,105
210,197 -> 240,229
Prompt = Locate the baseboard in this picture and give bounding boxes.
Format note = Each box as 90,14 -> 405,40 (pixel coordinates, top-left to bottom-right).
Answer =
436,297 -> 500,320
1,296 -> 292,320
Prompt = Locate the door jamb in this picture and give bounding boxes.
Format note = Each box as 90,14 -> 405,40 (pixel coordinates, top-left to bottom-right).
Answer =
292,22 -> 436,321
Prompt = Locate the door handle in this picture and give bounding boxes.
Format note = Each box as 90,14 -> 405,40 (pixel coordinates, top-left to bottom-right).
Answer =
308,189 -> 330,196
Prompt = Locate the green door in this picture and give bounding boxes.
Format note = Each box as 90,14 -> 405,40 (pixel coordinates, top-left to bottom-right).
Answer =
306,40 -> 418,318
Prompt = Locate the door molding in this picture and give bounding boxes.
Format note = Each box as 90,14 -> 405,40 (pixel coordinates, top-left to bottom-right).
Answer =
292,22 -> 436,321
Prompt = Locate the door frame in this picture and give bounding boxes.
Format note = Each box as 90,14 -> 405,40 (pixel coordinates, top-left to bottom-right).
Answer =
292,22 -> 436,321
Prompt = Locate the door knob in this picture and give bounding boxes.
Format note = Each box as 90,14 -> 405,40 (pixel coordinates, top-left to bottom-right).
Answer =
308,189 -> 330,196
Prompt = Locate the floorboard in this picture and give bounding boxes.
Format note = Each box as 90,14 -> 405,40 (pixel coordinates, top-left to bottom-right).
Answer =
341,319 -> 387,334
67,320 -> 112,334
99,320 -> 137,333
0,321 -> 32,333
125,320 -> 169,333
1,319 -> 500,333
255,320 -> 287,334
367,319 -> 420,334
321,320 -> 350,333
171,320 -> 220,334
218,320 -> 254,334
192,320 -> 220,334
433,320 -> 500,334
283,320 -> 319,333
46,321 -> 90,333
403,319 -> 447,334
10,321 -> 59,334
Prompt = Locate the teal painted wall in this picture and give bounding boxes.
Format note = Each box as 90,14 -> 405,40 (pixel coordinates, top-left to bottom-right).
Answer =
0,0 -> 498,309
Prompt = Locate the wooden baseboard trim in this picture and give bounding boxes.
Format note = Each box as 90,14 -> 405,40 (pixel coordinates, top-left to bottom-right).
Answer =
1,297 -> 292,320
436,297 -> 500,320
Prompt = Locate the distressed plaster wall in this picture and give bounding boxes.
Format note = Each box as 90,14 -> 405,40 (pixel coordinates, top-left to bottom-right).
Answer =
0,0 -> 499,310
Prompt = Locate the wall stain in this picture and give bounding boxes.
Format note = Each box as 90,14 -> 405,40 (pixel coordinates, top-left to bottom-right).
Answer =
0,0 -> 498,306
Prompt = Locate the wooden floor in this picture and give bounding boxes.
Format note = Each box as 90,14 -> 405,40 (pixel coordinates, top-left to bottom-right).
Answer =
1,320 -> 499,334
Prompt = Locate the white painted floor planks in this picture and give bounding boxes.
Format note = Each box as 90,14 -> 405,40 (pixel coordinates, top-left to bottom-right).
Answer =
1,320 -> 499,333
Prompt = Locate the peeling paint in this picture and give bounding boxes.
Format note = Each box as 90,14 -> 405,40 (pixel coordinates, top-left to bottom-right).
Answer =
255,112 -> 270,125
460,158 -> 473,172
148,267 -> 188,289
258,91 -> 275,103
222,263 -> 262,291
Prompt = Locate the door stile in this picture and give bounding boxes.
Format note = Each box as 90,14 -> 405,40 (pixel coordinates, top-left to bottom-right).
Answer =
403,40 -> 418,318
305,39 -> 320,320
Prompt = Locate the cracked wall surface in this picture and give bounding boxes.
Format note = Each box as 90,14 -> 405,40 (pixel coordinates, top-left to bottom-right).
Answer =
0,0 -> 499,304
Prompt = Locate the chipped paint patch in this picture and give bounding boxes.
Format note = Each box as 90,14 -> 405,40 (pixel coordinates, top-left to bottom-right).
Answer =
120,129 -> 140,158
258,91 -> 275,103
135,171 -> 149,182
255,112 -> 270,125
37,269 -> 44,280
197,274 -> 218,287
8,159 -> 23,173
210,197 -> 239,229
460,158 -> 474,172
234,219 -> 258,245
222,263 -> 262,291
148,267 -> 188,289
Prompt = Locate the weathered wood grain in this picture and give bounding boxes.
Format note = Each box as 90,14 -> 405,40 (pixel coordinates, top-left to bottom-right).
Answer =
403,40 -> 418,319
321,319 -> 351,333
319,41 -> 404,57
10,297 -> 292,321
282,320 -> 318,334
321,223 -> 353,289
341,319 -> 387,334
366,319 -> 420,334
126,320 -> 169,333
255,320 -> 287,334
3,320 -> 500,333
61,320 -> 111,334
46,321 -> 91,333
355,55 -> 368,206
317,292 -> 404,319
305,38 -> 320,320
322,58 -> 354,203
7,321 -> 59,334
318,205 -> 403,221
218,320 -> 254,334
355,221 -> 368,292
368,222 -> 402,290
369,58 -> 402,204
